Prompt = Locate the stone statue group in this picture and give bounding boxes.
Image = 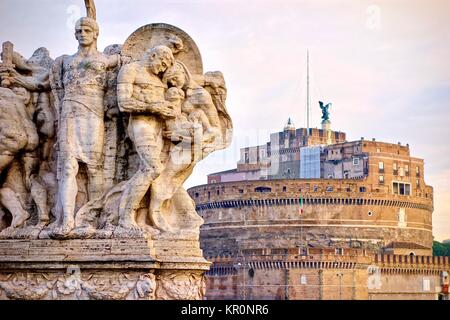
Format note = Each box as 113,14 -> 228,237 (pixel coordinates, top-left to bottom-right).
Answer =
0,2 -> 232,240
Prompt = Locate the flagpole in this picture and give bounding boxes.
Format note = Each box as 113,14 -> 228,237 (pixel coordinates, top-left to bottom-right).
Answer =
300,194 -> 304,254
301,199 -> 303,254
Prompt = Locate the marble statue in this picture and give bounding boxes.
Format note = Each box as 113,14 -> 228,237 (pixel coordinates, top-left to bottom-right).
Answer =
0,44 -> 54,237
50,13 -> 120,237
116,45 -> 176,232
0,0 -> 232,300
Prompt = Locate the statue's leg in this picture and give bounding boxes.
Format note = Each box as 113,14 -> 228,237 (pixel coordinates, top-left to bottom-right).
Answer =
118,144 -> 162,230
86,164 -> 104,202
118,118 -> 163,230
0,187 -> 29,229
149,175 -> 176,232
30,176 -> 49,226
172,187 -> 204,230
149,154 -> 188,232
57,156 -> 79,233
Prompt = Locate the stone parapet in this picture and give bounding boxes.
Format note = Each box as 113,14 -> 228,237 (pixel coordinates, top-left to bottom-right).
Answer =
0,239 -> 210,300
204,253 -> 450,300
189,179 -> 433,206
374,254 -> 450,275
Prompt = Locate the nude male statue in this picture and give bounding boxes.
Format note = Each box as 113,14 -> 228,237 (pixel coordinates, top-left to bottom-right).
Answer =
0,46 -> 52,234
116,45 -> 176,231
51,16 -> 119,236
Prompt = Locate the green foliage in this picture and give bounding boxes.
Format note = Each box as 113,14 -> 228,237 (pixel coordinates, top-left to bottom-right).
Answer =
433,241 -> 450,256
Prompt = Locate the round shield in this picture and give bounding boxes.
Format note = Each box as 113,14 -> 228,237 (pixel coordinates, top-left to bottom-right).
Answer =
121,23 -> 203,76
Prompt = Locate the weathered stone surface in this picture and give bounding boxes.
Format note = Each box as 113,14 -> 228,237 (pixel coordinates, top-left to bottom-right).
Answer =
0,238 -> 210,300
0,271 -> 157,300
0,0 -> 231,299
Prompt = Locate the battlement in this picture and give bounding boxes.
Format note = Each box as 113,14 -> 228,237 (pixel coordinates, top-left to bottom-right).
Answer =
189,178 -> 434,208
374,254 -> 450,274
206,253 -> 450,277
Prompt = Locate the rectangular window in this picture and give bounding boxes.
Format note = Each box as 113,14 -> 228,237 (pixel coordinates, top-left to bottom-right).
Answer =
335,248 -> 344,255
353,158 -> 359,166
399,167 -> 404,177
416,179 -> 420,187
393,163 -> 397,170
379,175 -> 384,183
416,166 -> 419,174
378,162 -> 384,170
393,182 -> 411,195
300,275 -> 307,285
405,184 -> 411,195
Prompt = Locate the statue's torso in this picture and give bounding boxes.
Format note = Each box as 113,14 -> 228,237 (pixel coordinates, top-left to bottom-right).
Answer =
61,51 -> 110,103
57,52 -> 111,162
0,87 -> 29,153
131,64 -> 166,105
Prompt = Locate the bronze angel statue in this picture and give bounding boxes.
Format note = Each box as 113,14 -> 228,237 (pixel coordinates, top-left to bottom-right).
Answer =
319,101 -> 331,122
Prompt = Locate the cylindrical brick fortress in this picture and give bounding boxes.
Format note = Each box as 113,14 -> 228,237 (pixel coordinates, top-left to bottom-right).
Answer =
188,179 -> 433,257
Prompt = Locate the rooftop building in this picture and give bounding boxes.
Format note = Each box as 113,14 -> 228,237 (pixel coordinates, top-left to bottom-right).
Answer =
189,111 -> 441,300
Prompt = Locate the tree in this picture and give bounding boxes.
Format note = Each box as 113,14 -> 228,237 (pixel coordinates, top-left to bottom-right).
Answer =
433,241 -> 450,256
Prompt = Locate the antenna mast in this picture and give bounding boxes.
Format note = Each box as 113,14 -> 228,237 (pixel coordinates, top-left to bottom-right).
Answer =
306,49 -> 310,135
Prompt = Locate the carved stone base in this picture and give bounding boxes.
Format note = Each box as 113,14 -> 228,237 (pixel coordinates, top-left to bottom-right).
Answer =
0,239 -> 209,300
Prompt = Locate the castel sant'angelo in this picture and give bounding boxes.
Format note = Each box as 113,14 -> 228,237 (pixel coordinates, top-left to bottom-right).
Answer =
188,105 -> 450,300
0,0 -> 448,303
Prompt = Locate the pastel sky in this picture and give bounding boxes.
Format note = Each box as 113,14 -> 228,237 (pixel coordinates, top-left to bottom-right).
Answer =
0,0 -> 449,241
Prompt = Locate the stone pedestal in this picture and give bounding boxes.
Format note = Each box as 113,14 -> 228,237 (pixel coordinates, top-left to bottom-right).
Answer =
0,239 -> 210,300
322,120 -> 332,145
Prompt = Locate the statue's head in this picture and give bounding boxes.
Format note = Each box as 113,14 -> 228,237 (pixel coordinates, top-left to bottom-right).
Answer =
75,17 -> 99,47
163,61 -> 190,89
144,45 -> 174,75
28,47 -> 53,70
163,34 -> 184,54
